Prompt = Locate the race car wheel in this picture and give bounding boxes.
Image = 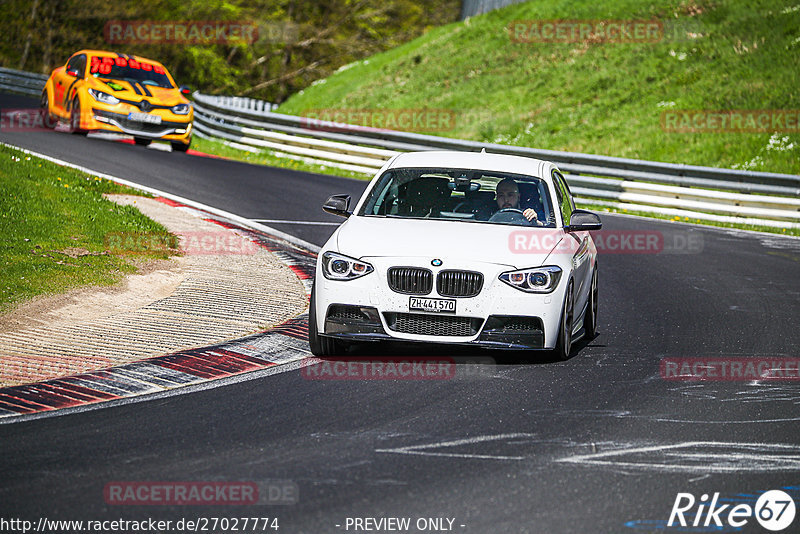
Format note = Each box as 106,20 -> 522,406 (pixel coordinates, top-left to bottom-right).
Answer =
171,141 -> 190,153
583,267 -> 598,340
553,280 -> 574,361
134,137 -> 152,146
70,98 -> 87,135
308,284 -> 346,357
39,93 -> 56,129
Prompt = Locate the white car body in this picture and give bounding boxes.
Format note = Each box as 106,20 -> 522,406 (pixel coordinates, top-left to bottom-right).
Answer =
310,150 -> 601,359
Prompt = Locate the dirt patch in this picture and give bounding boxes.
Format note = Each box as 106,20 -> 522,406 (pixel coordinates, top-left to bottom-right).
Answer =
0,195 -> 309,387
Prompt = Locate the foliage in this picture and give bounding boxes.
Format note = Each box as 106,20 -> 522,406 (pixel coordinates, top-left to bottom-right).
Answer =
0,0 -> 459,102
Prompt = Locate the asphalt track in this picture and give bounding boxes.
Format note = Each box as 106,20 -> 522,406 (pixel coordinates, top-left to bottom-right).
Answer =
2,92 -> 800,533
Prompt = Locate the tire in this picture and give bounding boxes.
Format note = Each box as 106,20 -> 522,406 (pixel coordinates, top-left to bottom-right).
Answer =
553,280 -> 574,361
171,140 -> 190,152
70,97 -> 87,135
308,284 -> 346,357
134,137 -> 151,146
583,266 -> 598,340
39,93 -> 56,129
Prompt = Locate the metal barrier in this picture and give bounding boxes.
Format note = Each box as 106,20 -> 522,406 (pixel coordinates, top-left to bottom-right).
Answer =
192,93 -> 800,229
0,67 -> 48,97
0,66 -> 797,229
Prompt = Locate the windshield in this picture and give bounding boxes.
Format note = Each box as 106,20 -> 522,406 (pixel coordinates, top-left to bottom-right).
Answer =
358,167 -> 556,227
89,55 -> 173,88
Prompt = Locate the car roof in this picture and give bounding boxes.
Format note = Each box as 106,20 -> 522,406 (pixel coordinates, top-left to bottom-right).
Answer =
387,150 -> 555,180
70,49 -> 166,66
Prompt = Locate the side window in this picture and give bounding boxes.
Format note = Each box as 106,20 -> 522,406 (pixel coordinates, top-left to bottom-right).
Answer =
552,170 -> 573,226
66,54 -> 86,78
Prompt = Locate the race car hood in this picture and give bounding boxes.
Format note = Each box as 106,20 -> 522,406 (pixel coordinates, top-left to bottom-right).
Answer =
334,215 -> 566,268
87,77 -> 186,106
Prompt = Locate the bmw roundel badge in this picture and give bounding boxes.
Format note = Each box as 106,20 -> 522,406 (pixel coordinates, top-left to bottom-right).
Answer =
431,259 -> 443,267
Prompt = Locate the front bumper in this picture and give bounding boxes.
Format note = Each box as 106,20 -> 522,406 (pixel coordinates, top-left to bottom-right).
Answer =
318,278 -> 559,350
91,108 -> 192,140
324,305 -> 545,350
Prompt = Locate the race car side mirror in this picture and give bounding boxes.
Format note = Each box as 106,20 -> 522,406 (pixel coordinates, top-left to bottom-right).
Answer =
66,68 -> 80,77
179,85 -> 192,96
323,194 -> 351,218
567,210 -> 602,232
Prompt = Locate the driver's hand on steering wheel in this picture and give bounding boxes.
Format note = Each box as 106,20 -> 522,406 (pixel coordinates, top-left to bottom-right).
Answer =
522,208 -> 542,225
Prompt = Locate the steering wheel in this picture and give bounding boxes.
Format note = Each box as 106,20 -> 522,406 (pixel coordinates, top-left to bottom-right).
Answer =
453,201 -> 473,213
488,208 -> 535,225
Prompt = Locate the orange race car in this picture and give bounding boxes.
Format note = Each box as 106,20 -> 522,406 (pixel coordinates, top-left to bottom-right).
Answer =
41,49 -> 193,151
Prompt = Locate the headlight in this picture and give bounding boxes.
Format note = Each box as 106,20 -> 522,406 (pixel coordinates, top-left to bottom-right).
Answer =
88,88 -> 119,105
321,252 -> 373,281
499,266 -> 562,293
171,103 -> 190,115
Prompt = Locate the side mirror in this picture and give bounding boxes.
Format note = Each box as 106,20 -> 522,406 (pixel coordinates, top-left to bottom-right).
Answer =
323,194 -> 351,218
66,68 -> 80,77
179,85 -> 192,96
567,209 -> 602,232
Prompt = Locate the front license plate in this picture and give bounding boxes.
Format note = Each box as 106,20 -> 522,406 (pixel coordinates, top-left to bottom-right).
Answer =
127,112 -> 162,124
409,297 -> 456,314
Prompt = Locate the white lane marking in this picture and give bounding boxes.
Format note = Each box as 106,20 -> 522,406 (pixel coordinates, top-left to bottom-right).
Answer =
251,219 -> 341,226
0,142 -> 321,253
375,433 -> 537,460
557,441 -> 800,473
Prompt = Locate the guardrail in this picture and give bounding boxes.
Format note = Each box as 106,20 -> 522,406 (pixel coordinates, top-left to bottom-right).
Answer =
192,93 -> 800,229
0,67 -> 48,97
0,67 -> 797,229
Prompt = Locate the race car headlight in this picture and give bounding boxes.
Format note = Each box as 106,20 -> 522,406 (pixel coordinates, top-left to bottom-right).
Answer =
499,266 -> 562,293
88,89 -> 119,105
171,103 -> 190,115
321,252 -> 373,281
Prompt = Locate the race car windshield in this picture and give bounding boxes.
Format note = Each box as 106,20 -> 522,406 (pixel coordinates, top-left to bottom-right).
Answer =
89,56 -> 173,88
359,167 -> 556,227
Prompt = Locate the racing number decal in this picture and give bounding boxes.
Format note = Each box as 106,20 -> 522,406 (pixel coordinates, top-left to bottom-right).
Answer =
90,56 -> 165,75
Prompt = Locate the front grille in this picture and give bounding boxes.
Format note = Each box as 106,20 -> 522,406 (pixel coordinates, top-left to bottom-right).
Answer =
384,312 -> 482,337
387,267 -> 433,295
436,270 -> 483,297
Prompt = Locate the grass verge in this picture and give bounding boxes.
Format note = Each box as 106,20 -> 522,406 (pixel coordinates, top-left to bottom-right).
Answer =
276,0 -> 799,175
0,144 -> 178,313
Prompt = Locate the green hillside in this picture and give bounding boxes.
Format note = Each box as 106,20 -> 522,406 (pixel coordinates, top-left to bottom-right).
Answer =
278,0 -> 800,174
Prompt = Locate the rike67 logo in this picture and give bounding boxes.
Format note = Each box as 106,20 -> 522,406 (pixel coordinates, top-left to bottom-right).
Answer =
668,490 -> 796,531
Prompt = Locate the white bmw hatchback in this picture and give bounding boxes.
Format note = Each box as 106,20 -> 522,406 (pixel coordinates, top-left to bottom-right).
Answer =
309,150 -> 602,360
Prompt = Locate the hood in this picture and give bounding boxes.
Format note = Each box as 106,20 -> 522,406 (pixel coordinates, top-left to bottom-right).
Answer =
88,78 -> 186,106
334,216 -> 566,268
